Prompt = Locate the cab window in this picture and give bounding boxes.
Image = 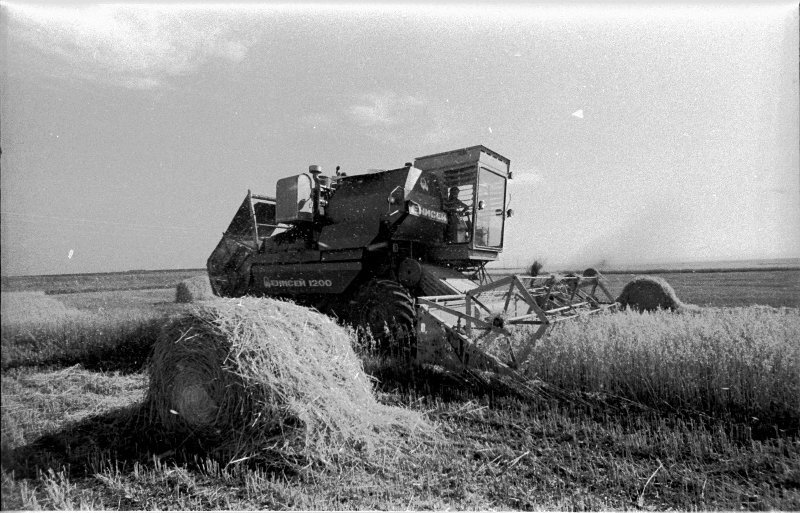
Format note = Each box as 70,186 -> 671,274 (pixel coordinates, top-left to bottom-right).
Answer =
473,167 -> 506,248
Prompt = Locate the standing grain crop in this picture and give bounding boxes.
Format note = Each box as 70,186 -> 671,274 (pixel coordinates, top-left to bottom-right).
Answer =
518,307 -> 800,426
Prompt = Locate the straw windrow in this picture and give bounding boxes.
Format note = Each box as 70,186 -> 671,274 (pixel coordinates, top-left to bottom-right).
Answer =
146,297 -> 433,465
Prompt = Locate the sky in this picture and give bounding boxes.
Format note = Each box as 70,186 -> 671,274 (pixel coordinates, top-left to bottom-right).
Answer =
1,2 -> 799,276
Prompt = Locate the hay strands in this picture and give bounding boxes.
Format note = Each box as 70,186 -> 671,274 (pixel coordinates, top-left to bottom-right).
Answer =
145,297 -> 436,467
416,271 -> 617,376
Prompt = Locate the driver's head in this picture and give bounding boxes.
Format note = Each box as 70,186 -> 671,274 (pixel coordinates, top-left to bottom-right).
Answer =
449,186 -> 459,199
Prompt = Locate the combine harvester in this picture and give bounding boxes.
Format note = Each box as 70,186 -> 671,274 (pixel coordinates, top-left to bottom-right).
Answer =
208,145 -> 616,377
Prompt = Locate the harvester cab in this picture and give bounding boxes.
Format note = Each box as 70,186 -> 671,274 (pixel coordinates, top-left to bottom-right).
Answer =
412,146 -> 511,268
208,145 -> 616,377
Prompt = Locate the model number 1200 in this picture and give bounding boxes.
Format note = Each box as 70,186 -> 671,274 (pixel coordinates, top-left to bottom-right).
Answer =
308,279 -> 333,287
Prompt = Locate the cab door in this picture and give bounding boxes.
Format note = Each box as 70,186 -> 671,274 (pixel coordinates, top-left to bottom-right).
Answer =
472,167 -> 506,249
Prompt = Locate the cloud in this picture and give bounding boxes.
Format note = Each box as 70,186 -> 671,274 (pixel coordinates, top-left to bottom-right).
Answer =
349,92 -> 426,127
511,170 -> 544,185
347,92 -> 468,147
767,187 -> 789,196
7,4 -> 256,89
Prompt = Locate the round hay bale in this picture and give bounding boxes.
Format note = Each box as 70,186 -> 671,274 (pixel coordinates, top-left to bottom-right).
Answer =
616,275 -> 689,312
175,275 -> 214,303
146,297 -> 431,464
582,267 -> 599,277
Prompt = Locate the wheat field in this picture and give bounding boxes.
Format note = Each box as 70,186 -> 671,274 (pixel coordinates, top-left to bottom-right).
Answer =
1,272 -> 799,510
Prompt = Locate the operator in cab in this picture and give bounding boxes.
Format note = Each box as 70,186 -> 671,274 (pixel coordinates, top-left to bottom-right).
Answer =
444,186 -> 471,243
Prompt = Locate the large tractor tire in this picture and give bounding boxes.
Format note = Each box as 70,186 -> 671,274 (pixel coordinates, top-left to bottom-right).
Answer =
350,279 -> 416,357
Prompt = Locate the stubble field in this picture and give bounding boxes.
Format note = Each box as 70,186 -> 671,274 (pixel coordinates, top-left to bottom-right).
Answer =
1,269 -> 799,510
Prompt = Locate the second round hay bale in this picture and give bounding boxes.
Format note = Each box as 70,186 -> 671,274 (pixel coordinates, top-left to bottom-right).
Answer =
175,275 -> 214,303
145,297 -> 432,465
616,275 -> 697,312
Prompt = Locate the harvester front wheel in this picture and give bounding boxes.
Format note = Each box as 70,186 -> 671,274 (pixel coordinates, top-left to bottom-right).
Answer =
351,279 -> 416,357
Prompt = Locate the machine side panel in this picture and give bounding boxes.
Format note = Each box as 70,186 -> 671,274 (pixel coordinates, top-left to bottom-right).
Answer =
254,249 -> 321,265
251,261 -> 362,294
325,169 -> 410,224
318,220 -> 377,249
321,248 -> 364,261
317,169 -> 409,249
320,166 -> 447,248
428,245 -> 501,262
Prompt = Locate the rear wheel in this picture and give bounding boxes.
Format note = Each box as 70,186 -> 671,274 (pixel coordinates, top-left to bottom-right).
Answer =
350,279 -> 416,357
